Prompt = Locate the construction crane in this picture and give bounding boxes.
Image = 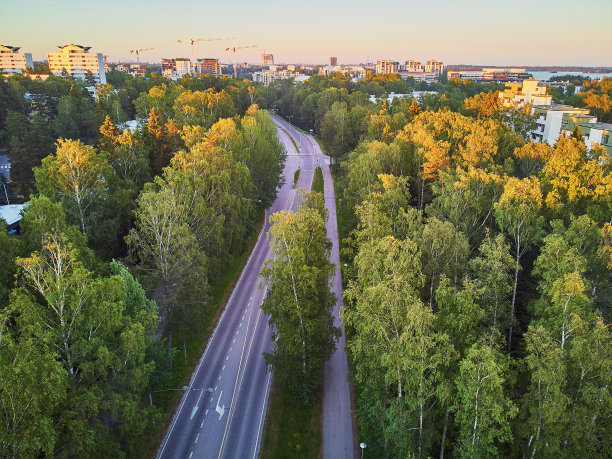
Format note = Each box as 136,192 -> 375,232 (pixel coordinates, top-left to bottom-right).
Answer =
226,45 -> 257,78
176,37 -> 233,75
130,48 -> 153,70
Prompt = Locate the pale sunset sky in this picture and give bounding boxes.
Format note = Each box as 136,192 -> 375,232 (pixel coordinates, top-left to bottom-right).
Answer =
1,0 -> 611,66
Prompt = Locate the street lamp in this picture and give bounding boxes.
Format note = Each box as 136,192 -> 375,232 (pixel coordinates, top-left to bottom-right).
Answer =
360,442 -> 366,458
149,386 -> 190,406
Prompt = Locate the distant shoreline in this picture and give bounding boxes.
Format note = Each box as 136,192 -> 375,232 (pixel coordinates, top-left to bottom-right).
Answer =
446,65 -> 612,73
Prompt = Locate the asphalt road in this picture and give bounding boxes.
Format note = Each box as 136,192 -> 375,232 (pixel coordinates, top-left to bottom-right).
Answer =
272,119 -> 356,459
156,117 -> 314,459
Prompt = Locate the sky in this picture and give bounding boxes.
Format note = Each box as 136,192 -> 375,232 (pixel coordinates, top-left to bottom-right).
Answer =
2,0 -> 611,66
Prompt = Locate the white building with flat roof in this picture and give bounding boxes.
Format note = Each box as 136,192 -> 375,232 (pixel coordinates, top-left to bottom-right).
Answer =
500,80 -> 552,107
48,44 -> 106,84
175,58 -> 191,78
531,104 -> 591,144
405,60 -> 423,72
0,45 -> 33,74
376,60 -> 399,74
425,60 -> 444,75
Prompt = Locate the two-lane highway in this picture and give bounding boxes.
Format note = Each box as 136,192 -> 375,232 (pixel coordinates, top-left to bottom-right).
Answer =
157,116 -> 314,459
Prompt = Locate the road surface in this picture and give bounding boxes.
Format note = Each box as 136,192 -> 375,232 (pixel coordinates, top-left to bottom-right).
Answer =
156,117 -> 314,459
273,119 -> 356,459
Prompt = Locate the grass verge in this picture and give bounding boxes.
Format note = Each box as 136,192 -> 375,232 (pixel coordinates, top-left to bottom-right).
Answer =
293,169 -> 301,187
312,167 -> 324,194
260,378 -> 323,459
279,126 -> 300,153
143,208 -> 265,457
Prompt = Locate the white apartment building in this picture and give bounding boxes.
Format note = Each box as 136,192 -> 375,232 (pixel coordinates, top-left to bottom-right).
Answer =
252,70 -> 289,86
399,71 -> 439,82
500,79 -> 553,107
48,44 -> 106,84
376,60 -> 399,74
175,58 -> 191,77
531,105 -> 591,144
0,45 -> 33,74
425,60 -> 444,75
161,58 -> 176,76
405,60 -> 423,72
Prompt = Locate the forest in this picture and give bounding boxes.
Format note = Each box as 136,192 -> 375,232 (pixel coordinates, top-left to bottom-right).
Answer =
0,72 -> 285,456
322,83 -> 611,457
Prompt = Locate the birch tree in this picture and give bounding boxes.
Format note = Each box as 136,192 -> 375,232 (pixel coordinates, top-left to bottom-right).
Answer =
494,176 -> 544,348
453,341 -> 517,457
262,196 -> 339,404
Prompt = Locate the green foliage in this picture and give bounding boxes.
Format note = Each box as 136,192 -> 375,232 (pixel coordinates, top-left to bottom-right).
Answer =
262,194 -> 339,404
453,341 -> 517,457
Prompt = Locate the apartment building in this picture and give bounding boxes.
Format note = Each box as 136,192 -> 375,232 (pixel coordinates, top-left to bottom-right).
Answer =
425,60 -> 444,75
405,60 -> 423,72
196,58 -> 220,76
500,79 -> 553,107
531,104 -> 591,144
376,60 -> 399,74
329,56 -> 338,66
0,45 -> 33,74
175,58 -> 191,77
48,44 -> 106,84
161,58 -> 176,76
252,69 -> 286,86
261,53 -> 274,65
561,115 -> 612,155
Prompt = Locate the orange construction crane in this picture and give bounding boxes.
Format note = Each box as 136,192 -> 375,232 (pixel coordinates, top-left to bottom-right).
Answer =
176,37 -> 233,75
130,48 -> 153,70
226,45 -> 257,78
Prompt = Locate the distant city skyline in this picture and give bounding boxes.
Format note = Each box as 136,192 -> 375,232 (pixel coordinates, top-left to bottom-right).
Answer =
2,0 -> 611,66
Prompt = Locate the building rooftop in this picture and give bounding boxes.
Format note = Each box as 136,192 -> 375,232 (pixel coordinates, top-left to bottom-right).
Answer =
534,104 -> 589,112
58,43 -> 91,53
0,45 -> 21,52
581,122 -> 612,131
0,203 -> 27,227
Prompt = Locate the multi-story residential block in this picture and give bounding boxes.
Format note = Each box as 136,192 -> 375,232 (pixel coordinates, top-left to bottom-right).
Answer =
175,58 -> 191,77
261,53 -> 274,65
376,60 -> 399,74
425,60 -> 444,75
500,79 -> 553,107
196,58 -> 220,76
329,56 -> 338,66
398,71 -> 439,82
48,44 -> 106,85
405,60 -> 423,72
531,104 -> 590,144
0,45 -> 33,74
561,115 -> 612,155
252,69 -> 286,86
161,58 -> 176,76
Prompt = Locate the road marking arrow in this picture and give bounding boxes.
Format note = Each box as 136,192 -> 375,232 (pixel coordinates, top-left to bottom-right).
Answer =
215,391 -> 226,420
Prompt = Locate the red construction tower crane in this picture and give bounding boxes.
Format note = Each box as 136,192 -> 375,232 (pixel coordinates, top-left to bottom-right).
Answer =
226,45 -> 257,78
130,48 -> 153,70
176,37 -> 234,75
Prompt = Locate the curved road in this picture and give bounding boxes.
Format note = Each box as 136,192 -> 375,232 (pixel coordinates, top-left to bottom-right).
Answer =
156,116 -> 354,459
157,117 -> 313,459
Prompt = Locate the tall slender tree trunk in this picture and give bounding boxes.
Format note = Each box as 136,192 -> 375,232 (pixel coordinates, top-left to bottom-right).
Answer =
440,407 -> 450,459
509,240 -> 521,351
